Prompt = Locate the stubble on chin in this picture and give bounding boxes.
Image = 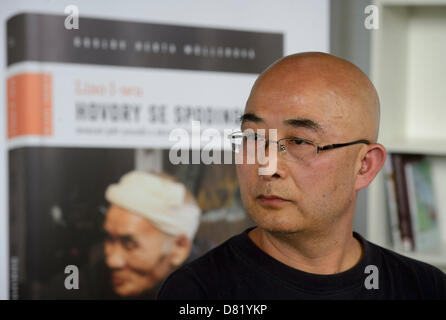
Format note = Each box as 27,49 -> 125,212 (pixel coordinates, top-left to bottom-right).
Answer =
244,198 -> 305,234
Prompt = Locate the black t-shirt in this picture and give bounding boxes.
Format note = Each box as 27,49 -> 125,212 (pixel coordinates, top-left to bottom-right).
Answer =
157,228 -> 446,299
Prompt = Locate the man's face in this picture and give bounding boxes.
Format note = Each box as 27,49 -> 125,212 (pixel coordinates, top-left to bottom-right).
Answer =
103,205 -> 172,297
237,74 -> 364,235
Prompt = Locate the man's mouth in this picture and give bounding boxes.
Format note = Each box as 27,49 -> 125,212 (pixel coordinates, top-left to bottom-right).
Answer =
111,274 -> 127,286
257,194 -> 290,206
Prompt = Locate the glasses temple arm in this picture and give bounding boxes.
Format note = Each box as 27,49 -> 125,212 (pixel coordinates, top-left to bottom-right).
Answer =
317,139 -> 370,152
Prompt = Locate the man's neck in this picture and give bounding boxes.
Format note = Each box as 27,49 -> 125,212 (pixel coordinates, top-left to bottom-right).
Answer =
248,225 -> 363,275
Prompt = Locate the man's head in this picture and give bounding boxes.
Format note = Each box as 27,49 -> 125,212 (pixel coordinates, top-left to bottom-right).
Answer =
103,171 -> 201,297
236,52 -> 386,236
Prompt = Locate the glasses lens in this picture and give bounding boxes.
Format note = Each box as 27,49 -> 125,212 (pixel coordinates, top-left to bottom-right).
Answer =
229,132 -> 243,153
230,131 -> 269,163
281,139 -> 317,163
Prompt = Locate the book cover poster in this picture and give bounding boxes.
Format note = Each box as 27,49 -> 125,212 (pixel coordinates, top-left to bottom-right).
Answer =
6,12 -> 280,299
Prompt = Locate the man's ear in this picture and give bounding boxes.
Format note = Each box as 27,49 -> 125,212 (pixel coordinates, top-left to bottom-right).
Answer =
355,143 -> 386,191
169,234 -> 192,267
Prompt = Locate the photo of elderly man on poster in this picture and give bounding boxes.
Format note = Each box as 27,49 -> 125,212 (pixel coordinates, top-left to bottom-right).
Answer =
45,170 -> 208,299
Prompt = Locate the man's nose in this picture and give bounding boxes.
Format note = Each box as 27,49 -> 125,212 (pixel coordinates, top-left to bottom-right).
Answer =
105,243 -> 126,269
258,141 -> 287,178
259,163 -> 286,180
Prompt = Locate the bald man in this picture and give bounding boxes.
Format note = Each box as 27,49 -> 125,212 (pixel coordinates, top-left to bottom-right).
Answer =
157,52 -> 446,300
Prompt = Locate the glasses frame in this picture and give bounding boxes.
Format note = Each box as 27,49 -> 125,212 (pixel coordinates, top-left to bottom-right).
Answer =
227,130 -> 370,161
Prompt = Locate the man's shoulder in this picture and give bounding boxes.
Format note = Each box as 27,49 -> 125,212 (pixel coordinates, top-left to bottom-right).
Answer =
368,239 -> 444,274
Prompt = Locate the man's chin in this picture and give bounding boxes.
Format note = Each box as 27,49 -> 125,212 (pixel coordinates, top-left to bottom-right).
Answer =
260,224 -> 304,235
113,285 -> 136,297
248,208 -> 305,233
252,219 -> 305,235
112,281 -> 157,298
114,287 -> 146,298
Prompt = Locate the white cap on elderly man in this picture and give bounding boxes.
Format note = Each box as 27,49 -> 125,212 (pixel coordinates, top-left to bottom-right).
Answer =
105,171 -> 201,239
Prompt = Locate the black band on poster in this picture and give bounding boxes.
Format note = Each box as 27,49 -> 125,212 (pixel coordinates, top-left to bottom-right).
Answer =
7,13 -> 283,74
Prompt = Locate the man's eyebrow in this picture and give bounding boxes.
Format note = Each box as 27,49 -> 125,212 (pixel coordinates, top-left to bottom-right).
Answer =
283,117 -> 322,132
102,228 -> 136,240
239,113 -> 264,126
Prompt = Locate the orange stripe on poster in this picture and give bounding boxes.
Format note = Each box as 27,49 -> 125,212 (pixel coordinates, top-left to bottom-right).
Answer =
7,73 -> 53,139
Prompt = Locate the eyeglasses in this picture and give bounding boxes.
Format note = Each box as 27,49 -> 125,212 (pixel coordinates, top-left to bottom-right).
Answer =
227,130 -> 370,163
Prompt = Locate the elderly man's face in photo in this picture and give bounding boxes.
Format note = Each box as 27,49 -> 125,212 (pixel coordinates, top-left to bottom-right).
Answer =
237,55 -> 379,235
103,205 -> 172,297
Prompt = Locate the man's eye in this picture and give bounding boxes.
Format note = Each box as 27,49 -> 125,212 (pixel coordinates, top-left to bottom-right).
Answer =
292,138 -> 304,145
123,241 -> 138,250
